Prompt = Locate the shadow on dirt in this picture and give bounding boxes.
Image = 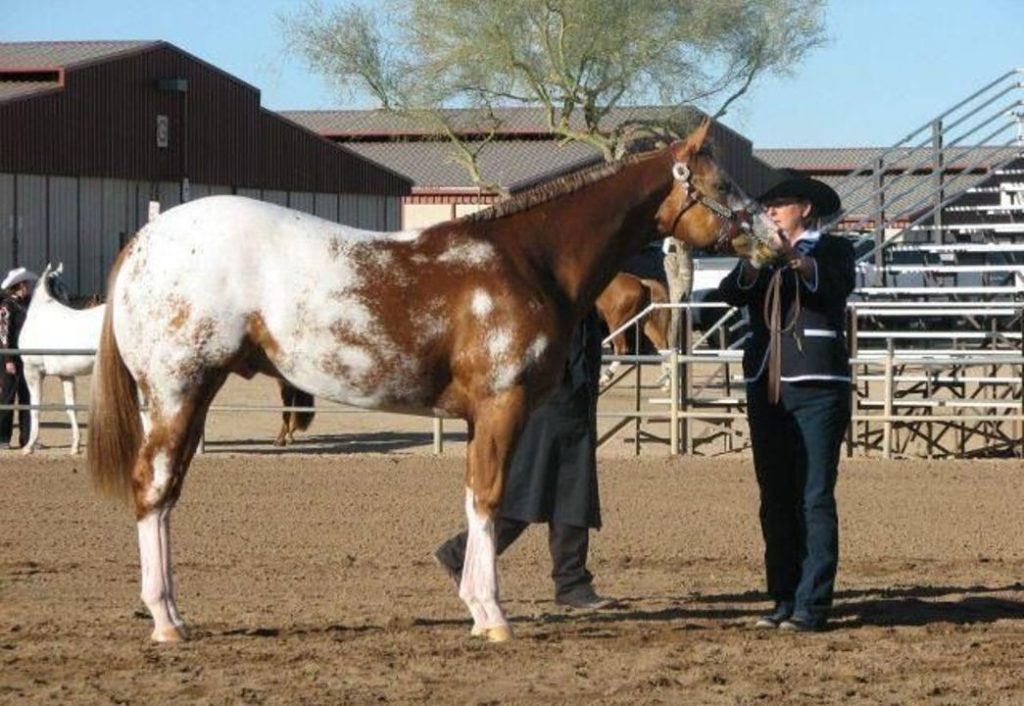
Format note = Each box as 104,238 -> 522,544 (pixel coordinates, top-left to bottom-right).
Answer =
201,430 -> 470,455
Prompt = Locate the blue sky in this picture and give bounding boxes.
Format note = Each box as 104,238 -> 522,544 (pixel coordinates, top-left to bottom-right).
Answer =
4,0 -> 1021,148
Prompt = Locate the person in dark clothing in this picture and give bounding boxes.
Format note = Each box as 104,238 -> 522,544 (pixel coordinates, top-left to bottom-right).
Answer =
718,170 -> 854,633
0,267 -> 38,448
435,309 -> 615,610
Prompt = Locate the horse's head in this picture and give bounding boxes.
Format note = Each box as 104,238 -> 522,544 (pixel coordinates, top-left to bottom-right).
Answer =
655,120 -> 778,258
41,262 -> 72,305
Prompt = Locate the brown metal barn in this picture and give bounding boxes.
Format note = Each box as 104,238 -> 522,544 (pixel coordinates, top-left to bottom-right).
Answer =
0,41 -> 411,296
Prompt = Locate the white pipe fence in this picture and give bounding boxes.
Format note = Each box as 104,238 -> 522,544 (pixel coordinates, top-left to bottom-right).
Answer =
3,299 -> 1022,460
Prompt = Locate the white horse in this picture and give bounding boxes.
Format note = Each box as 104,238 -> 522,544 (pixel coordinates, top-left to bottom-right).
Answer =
19,263 -> 105,455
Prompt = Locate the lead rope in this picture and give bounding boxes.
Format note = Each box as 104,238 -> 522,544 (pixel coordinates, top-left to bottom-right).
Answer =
763,267 -> 801,404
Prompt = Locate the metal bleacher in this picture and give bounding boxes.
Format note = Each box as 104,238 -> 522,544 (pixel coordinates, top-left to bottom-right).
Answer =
836,69 -> 1024,457
602,69 -> 1023,458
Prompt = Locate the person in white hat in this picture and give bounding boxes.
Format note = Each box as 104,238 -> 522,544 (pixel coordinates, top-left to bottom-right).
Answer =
1,267 -> 38,448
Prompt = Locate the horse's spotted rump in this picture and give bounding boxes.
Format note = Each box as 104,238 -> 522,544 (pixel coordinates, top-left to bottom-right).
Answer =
167,295 -> 191,331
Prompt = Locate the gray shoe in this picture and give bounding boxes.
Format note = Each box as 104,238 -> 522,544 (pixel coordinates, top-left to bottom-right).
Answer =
555,586 -> 617,610
753,601 -> 794,629
779,616 -> 825,633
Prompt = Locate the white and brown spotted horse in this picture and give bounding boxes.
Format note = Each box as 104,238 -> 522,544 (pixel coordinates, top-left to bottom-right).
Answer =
87,120 -> 776,643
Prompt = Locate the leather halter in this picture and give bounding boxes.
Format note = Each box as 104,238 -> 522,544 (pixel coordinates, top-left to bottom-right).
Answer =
667,161 -> 746,251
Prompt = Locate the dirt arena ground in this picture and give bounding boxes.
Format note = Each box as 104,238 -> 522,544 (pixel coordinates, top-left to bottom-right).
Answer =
2,376 -> 1023,704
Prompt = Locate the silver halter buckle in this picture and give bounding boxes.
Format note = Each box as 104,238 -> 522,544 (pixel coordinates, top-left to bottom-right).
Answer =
672,162 -> 691,183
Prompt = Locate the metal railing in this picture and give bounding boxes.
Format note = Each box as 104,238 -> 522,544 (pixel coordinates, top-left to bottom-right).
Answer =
593,299 -> 1023,458
5,294 -> 1022,460
825,68 -> 1024,266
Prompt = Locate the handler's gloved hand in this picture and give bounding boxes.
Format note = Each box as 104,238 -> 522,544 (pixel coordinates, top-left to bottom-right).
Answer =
729,232 -> 785,269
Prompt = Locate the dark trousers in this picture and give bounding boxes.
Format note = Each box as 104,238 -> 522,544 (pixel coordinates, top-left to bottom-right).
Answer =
436,518 -> 594,598
0,361 -> 30,445
747,379 -> 850,622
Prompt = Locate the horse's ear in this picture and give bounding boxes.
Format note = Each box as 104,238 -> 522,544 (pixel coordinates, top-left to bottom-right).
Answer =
56,262 -> 64,275
672,117 -> 712,161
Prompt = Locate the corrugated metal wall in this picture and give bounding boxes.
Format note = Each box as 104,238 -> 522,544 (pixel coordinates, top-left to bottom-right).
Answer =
708,122 -> 774,198
0,42 -> 412,295
0,172 -> 404,296
0,174 -> 13,278
0,43 -> 410,197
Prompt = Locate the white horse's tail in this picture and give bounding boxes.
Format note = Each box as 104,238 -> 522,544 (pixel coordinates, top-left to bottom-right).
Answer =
87,255 -> 141,504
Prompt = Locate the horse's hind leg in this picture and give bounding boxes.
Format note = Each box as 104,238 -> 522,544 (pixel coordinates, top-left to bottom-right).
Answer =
60,377 -> 80,454
273,381 -> 294,446
134,372 -> 227,642
273,418 -> 291,446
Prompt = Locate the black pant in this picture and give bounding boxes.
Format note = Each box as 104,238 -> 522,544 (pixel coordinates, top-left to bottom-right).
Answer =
436,518 -> 594,599
747,379 -> 850,623
0,360 -> 30,445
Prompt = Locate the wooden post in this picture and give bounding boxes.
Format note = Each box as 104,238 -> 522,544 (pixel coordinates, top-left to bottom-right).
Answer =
433,418 -> 444,455
846,306 -> 858,457
669,350 -> 680,456
883,348 -> 894,459
633,321 -> 642,456
683,306 -> 694,455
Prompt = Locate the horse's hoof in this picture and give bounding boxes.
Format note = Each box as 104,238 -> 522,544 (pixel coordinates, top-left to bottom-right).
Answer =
151,625 -> 189,643
470,624 -> 512,642
20,445 -> 34,456
484,625 -> 512,643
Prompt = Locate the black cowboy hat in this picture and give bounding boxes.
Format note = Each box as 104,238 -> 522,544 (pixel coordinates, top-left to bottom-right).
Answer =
757,168 -> 841,217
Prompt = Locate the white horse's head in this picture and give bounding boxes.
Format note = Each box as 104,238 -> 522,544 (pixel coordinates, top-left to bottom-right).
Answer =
40,262 -> 71,305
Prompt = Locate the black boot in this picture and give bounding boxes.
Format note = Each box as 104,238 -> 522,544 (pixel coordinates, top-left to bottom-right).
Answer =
549,522 -> 615,609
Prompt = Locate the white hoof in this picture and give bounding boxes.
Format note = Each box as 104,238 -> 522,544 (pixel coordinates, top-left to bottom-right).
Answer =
151,624 -> 189,643
470,624 -> 512,642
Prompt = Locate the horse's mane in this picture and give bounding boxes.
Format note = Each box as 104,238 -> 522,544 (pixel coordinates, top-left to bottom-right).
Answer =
458,148 -> 662,225
456,139 -> 716,225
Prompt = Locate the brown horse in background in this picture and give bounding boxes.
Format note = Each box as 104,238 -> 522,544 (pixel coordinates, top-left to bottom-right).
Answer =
596,272 -> 672,385
274,381 -> 314,446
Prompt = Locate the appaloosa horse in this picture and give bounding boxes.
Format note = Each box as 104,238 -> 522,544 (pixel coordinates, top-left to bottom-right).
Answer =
596,272 -> 672,385
88,120 -> 776,643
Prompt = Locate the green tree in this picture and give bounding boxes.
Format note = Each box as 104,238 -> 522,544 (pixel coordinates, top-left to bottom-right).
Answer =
284,0 -> 826,173
283,0 -> 826,314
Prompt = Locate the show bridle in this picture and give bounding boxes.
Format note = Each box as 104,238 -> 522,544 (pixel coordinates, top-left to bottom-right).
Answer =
665,160 -> 755,253
668,159 -> 798,404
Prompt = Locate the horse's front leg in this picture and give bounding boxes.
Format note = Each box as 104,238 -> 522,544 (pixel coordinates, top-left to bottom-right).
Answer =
459,390 -> 526,642
601,335 -> 625,386
60,377 -> 80,454
20,368 -> 43,455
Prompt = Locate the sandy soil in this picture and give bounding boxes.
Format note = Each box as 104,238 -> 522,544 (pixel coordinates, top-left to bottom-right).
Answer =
2,375 -> 1024,704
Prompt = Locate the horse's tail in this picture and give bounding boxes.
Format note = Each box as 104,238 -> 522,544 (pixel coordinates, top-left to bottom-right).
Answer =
280,382 -> 315,432
640,278 -> 672,349
87,262 -> 142,504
